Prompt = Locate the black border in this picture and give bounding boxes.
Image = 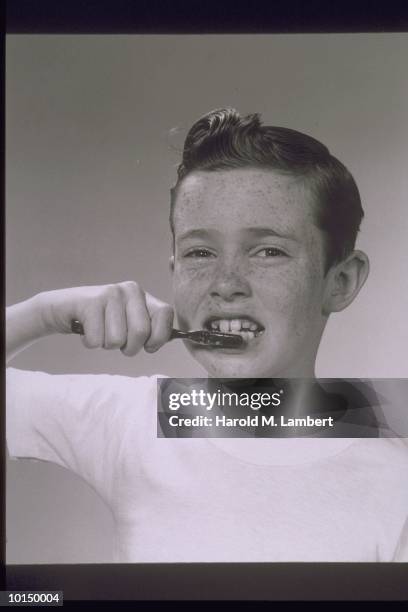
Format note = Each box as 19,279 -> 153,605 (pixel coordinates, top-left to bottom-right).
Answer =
5,0 -> 408,34
5,563 -> 408,600
3,0 -> 408,605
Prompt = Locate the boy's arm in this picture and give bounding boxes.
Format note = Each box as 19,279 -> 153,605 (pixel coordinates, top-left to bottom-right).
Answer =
6,282 -> 174,364
6,281 -> 173,509
6,294 -> 52,363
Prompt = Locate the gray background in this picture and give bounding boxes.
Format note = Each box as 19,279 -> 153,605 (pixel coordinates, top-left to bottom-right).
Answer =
6,35 -> 408,563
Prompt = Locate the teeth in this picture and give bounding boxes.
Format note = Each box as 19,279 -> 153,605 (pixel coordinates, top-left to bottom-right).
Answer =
230,319 -> 241,332
219,320 -> 230,333
240,331 -> 261,342
241,331 -> 252,342
207,318 -> 264,335
243,330 -> 265,341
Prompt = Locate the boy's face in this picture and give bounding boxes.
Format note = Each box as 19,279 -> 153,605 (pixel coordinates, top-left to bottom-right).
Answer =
171,168 -> 332,378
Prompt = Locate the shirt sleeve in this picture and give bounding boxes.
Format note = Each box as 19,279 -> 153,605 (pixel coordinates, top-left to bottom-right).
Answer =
6,367 -> 155,509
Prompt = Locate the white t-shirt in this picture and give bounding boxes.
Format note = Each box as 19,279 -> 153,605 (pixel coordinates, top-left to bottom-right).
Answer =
6,367 -> 408,562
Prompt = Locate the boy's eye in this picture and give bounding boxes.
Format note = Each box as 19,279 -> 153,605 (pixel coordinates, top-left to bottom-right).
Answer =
184,249 -> 215,258
254,247 -> 287,257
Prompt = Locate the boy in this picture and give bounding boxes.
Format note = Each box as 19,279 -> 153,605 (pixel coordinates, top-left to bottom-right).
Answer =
6,108 -> 408,562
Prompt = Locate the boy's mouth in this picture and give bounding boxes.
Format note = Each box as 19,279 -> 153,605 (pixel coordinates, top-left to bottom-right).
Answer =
203,316 -> 265,343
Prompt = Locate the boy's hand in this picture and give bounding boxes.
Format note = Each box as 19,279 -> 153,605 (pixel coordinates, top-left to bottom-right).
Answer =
39,282 -> 174,356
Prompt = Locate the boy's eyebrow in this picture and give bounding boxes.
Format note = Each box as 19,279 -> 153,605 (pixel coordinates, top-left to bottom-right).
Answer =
177,227 -> 297,242
177,229 -> 216,242
244,227 -> 296,240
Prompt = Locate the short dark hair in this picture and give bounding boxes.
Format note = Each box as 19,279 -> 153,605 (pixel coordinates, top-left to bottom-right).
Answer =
170,107 -> 364,273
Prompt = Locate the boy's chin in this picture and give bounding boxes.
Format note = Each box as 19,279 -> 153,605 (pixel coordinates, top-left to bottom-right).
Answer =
197,353 -> 271,379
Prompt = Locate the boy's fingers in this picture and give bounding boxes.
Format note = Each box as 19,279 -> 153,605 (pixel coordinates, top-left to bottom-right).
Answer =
75,284 -> 173,356
120,292 -> 151,357
144,305 -> 174,353
80,306 -> 105,349
104,299 -> 127,349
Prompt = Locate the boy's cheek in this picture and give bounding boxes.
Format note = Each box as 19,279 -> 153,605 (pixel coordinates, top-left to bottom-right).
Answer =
173,275 -> 209,317
173,295 -> 200,329
175,313 -> 191,331
173,267 -> 207,292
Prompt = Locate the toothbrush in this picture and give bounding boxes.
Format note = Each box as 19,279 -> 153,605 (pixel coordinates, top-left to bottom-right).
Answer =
70,320 -> 244,349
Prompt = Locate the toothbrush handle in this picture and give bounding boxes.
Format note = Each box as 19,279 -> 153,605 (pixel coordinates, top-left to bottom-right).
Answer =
170,329 -> 189,340
71,320 -> 187,340
71,319 -> 85,335
70,320 -> 242,348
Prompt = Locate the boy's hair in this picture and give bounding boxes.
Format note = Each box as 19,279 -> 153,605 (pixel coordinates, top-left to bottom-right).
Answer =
170,108 -> 364,274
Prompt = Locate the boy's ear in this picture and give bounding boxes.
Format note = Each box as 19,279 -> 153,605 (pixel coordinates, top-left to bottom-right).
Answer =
169,255 -> 175,272
322,250 -> 369,315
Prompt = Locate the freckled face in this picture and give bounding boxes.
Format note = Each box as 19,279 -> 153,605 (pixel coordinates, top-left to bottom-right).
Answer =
171,168 -> 331,378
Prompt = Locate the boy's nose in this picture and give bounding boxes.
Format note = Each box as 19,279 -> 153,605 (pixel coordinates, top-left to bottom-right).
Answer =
209,261 -> 252,302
